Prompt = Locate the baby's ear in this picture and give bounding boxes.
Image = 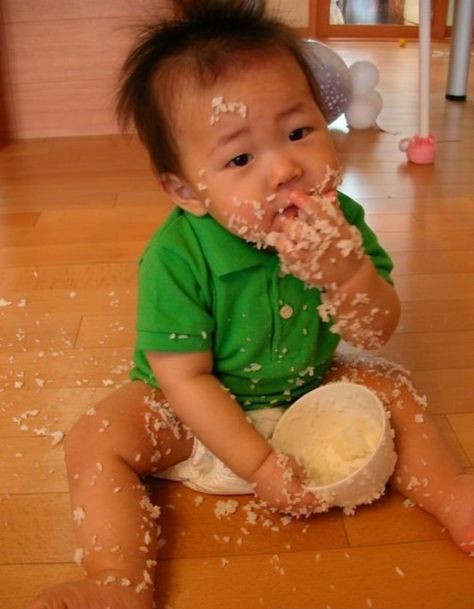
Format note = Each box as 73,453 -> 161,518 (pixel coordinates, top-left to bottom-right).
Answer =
160,173 -> 208,217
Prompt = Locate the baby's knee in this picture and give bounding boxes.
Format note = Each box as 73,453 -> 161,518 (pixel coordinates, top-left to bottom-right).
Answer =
330,353 -> 427,408
63,413 -> 90,451
63,410 -> 106,469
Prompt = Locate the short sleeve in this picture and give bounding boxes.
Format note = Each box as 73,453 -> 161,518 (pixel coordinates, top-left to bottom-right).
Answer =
135,244 -> 214,353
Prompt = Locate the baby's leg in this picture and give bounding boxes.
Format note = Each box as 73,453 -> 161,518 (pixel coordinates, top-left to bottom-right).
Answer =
325,354 -> 474,553
28,381 -> 194,609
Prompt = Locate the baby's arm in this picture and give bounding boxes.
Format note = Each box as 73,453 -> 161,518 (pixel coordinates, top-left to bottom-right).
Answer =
147,350 -> 319,515
321,255 -> 400,348
268,190 -> 400,349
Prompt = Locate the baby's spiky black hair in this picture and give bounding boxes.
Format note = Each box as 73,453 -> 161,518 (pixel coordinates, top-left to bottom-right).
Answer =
117,0 -> 319,176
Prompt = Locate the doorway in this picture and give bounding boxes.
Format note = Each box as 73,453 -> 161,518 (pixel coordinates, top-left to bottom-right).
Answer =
312,0 -> 452,39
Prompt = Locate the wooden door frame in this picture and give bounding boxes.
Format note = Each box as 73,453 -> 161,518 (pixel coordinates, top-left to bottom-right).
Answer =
310,0 -> 450,40
0,1 -> 11,145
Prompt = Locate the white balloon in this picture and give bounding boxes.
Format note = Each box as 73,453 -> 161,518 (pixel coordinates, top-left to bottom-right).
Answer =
345,96 -> 379,130
365,90 -> 383,115
349,61 -> 380,97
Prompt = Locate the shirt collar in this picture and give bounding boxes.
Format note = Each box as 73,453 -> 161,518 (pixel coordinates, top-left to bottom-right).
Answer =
186,213 -> 277,277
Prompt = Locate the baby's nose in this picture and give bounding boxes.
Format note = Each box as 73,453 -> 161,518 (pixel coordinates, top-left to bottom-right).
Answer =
272,157 -> 303,190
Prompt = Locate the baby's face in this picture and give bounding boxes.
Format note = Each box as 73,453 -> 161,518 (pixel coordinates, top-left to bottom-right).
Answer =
170,51 -> 341,245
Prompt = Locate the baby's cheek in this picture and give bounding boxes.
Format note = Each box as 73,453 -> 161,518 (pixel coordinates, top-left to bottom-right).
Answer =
313,163 -> 343,194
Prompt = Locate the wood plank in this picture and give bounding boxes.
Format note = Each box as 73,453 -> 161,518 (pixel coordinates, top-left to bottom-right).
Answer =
343,489 -> 448,547
0,565 -> 82,609
0,387 -> 111,437
344,170 -> 474,187
2,540 -> 472,609
149,483 -> 347,559
365,212 -> 474,232
447,414 -> 474,464
391,251 -> 474,275
156,541 -> 474,609
0,287 -> 135,315
0,171 -> 158,195
75,315 -> 135,348
0,261 -> 137,290
342,182 -> 474,200
344,164 -> 474,176
0,493 -> 75,564
360,195 -> 474,213
378,230 -> 474,253
0,212 -> 39,227
0,437 -> 67,494
397,300 -> 474,333
47,134 -> 148,163
0,189 -> 117,212
0,241 -> 145,267
116,189 -> 174,208
0,485 -> 346,564
1,206 -> 167,246
0,139 -> 52,157
433,415 -> 473,468
1,153 -> 149,180
0,346 -> 133,391
411,369 -> 474,416
394,273 -> 474,300
376,331 -> 474,371
0,313 -> 80,352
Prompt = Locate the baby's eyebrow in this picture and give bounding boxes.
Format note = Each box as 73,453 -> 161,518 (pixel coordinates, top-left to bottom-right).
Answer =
275,101 -> 308,121
211,125 -> 250,154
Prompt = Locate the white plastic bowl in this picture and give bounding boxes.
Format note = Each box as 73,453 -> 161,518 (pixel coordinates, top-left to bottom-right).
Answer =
271,382 -> 397,513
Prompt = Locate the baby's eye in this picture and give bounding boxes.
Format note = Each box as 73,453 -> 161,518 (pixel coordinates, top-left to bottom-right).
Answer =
289,127 -> 311,141
227,153 -> 253,168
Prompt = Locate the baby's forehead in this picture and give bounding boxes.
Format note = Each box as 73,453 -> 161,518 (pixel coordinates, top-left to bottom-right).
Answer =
161,50 -> 319,144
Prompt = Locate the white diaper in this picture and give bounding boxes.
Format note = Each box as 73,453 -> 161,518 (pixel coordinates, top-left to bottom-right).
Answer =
157,407 -> 285,495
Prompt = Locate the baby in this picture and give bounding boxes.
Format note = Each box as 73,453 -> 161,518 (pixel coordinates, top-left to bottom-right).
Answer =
28,1 -> 474,608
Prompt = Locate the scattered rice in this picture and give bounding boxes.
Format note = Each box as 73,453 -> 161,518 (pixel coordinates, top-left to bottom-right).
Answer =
73,547 -> 84,565
72,506 -> 86,524
213,499 -> 239,519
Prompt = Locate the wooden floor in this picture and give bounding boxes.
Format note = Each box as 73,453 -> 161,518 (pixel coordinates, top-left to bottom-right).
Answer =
1,41 -> 473,608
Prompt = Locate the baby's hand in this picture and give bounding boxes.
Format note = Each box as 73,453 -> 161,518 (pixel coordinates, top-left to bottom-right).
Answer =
248,450 -> 327,517
266,190 -> 366,289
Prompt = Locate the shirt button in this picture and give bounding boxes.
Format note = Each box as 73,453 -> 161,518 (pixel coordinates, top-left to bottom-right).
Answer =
279,304 -> 294,319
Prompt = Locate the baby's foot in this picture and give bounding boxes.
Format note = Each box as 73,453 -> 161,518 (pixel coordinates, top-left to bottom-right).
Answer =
437,473 -> 474,554
27,573 -> 155,609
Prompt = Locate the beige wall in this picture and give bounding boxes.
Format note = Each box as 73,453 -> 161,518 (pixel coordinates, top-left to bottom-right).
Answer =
1,0 -> 310,139
267,0 -> 309,28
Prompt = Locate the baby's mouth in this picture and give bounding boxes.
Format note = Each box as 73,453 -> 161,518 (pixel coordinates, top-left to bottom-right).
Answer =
270,204 -> 309,234
280,204 -> 299,219
278,205 -> 309,221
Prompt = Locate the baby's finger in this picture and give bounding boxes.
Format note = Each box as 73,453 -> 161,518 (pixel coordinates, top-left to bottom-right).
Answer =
272,234 -> 303,263
289,189 -> 340,221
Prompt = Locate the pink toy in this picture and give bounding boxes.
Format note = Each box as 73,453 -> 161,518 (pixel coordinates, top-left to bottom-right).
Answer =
399,134 -> 436,164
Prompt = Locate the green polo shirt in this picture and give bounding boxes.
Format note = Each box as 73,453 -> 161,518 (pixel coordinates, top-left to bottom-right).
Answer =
130,192 -> 394,410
